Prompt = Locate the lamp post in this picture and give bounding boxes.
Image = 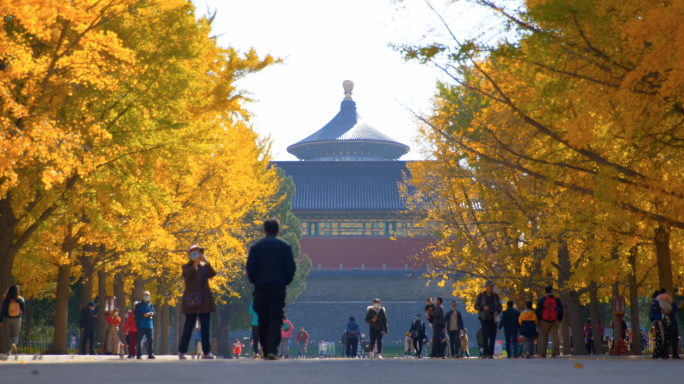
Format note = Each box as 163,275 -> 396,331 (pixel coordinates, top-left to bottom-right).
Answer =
610,296 -> 631,355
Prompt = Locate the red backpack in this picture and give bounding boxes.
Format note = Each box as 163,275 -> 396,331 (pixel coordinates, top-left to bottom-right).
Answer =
542,295 -> 558,322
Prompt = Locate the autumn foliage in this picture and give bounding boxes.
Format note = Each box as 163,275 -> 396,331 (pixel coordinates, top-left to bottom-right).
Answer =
396,0 -> 684,354
1,1 -> 289,353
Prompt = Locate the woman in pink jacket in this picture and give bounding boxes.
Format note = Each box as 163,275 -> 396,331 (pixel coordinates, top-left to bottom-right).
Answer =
279,314 -> 294,358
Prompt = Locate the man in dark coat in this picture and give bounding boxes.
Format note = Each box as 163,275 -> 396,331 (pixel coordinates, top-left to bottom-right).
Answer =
498,300 -> 521,358
427,297 -> 445,357
79,301 -> 97,355
409,314 -> 426,358
474,280 -> 502,358
445,301 -> 464,358
246,218 -> 296,360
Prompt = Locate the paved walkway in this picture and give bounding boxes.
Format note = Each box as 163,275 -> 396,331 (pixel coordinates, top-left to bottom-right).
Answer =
1,357 -> 681,384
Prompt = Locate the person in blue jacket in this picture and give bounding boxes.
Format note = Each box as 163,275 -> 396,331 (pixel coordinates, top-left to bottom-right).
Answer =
345,316 -> 360,358
134,291 -> 156,360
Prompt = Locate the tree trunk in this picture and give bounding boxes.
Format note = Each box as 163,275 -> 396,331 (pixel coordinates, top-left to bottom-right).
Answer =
628,248 -> 642,355
45,263 -> 71,354
0,197 -> 20,353
612,282 -> 619,342
161,302 -> 169,355
114,272 -> 126,342
22,299 -> 33,343
567,290 -> 588,355
173,302 -> 180,354
132,275 -> 144,303
589,281 -> 603,355
654,224 -> 674,293
79,256 -> 95,310
556,238 -> 572,355
154,303 -> 161,354
97,268 -> 107,349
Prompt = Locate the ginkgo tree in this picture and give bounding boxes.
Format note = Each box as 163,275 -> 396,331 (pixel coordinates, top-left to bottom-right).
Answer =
2,0 -> 289,353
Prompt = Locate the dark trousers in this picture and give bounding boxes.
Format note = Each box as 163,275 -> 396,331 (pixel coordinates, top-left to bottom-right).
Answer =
178,313 -> 211,355
670,327 -> 680,357
448,330 -> 461,357
251,325 -> 260,355
346,338 -> 358,357
504,329 -> 518,357
586,339 -> 594,354
137,328 -> 154,357
480,320 -> 497,356
253,283 -> 286,357
81,328 -> 95,355
369,328 -> 384,354
413,338 -> 423,357
431,326 -> 444,357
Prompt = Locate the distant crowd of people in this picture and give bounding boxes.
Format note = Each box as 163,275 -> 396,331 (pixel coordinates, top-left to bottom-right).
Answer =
2,218 -> 683,362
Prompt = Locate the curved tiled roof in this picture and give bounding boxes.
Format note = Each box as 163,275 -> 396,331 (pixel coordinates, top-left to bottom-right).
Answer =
274,161 -> 410,211
287,100 -> 410,160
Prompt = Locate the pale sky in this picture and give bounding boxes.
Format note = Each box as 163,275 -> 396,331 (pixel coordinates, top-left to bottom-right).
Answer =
195,0 -> 485,160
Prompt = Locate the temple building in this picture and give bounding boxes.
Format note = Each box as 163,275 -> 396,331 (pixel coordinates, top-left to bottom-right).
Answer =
276,80 -> 432,272
253,81 -> 479,347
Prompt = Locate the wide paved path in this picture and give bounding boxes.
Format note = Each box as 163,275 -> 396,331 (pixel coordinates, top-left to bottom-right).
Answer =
1,358 -> 681,384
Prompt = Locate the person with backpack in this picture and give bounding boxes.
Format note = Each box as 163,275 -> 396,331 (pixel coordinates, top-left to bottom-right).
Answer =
296,327 -> 308,358
365,298 -> 389,359
345,316 -> 360,358
518,300 -> 538,358
498,300 -> 520,358
279,314 -> 293,358
474,280 -> 502,358
409,313 -> 426,358
535,285 -> 563,358
0,285 -> 26,355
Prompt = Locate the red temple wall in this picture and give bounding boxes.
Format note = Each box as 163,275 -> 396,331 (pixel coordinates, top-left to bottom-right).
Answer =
299,237 -> 433,270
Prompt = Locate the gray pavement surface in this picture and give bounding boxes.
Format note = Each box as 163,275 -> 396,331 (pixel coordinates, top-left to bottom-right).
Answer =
1,358 -> 682,384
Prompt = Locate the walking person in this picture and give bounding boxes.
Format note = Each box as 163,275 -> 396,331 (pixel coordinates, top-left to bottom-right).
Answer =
345,316 -> 360,358
445,300 -> 464,358
536,285 -> 563,358
460,330 -> 470,358
518,301 -> 538,358
365,298 -> 388,359
583,319 -> 594,354
0,285 -> 25,355
178,245 -> 217,359
476,327 -> 483,357
248,300 -> 260,358
124,305 -> 138,358
427,297 -> 445,357
296,327 -> 308,358
79,301 -> 97,355
134,291 -> 156,360
498,300 -> 520,358
246,218 -> 297,361
104,308 -> 121,355
409,313 -> 426,358
474,280 -> 502,358
70,333 -> 77,351
279,314 -> 293,358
